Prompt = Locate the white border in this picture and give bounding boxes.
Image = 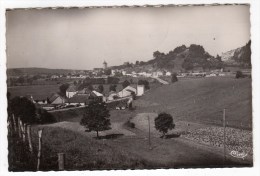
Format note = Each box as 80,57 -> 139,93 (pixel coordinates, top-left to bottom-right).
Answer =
0,0 -> 259,176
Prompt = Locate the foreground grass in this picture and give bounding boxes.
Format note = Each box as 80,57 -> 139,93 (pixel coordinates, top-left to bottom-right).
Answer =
30,126 -> 151,171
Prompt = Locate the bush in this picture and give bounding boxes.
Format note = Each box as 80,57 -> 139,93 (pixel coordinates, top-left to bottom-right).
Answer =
125,120 -> 135,128
171,73 -> 178,83
37,109 -> 56,124
236,71 -> 244,79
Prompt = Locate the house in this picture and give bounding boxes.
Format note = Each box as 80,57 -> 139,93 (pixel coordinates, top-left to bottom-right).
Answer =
48,93 -> 66,105
26,94 -> 47,105
67,94 -> 90,106
136,85 -> 145,96
107,91 -> 119,101
117,86 -> 137,98
77,88 -> 91,95
166,72 -> 172,76
66,85 -> 77,98
90,90 -> 105,102
152,71 -> 164,78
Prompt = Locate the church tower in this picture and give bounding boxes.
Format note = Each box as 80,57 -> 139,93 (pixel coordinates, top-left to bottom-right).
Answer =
103,61 -> 108,69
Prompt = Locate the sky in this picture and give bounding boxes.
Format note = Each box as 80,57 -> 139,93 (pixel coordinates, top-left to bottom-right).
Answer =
6,5 -> 250,70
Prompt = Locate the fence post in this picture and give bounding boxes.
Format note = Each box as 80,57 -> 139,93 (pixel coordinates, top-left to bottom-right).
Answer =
27,125 -> 33,153
19,120 -> 26,142
18,117 -> 22,138
37,129 -> 43,171
58,153 -> 65,170
12,114 -> 17,132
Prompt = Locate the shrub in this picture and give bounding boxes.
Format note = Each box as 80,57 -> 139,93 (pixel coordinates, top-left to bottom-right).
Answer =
37,109 -> 56,124
236,71 -> 244,79
125,120 -> 135,128
171,73 -> 178,83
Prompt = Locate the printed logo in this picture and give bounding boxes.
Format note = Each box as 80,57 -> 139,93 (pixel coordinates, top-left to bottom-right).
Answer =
230,150 -> 248,160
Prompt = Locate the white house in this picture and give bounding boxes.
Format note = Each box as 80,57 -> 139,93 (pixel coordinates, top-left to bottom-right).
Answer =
66,85 -> 77,98
166,72 -> 172,76
107,91 -> 118,101
117,86 -> 137,98
137,85 -> 145,96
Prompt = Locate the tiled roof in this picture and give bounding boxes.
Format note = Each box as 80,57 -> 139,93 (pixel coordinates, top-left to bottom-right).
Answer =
66,85 -> 77,92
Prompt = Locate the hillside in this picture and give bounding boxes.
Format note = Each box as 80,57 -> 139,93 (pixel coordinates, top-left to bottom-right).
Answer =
134,77 -> 252,129
7,67 -> 87,76
112,44 -> 223,72
221,40 -> 251,67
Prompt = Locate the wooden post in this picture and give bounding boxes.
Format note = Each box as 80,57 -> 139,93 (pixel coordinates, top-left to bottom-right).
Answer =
12,114 -> 17,132
223,109 -> 226,164
147,115 -> 152,150
18,117 -> 22,138
27,125 -> 33,153
58,153 -> 65,170
19,120 -> 26,142
37,129 -> 43,171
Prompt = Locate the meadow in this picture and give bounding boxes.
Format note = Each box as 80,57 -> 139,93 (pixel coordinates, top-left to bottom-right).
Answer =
134,77 -> 252,129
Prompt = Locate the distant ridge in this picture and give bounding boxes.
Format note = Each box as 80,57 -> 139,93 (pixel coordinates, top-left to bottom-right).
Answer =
7,67 -> 88,76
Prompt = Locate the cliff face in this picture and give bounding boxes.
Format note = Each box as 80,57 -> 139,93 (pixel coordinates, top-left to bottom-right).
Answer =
221,41 -> 251,67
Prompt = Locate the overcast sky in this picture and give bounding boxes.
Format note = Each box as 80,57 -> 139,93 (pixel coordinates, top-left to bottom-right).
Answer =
6,5 -> 250,70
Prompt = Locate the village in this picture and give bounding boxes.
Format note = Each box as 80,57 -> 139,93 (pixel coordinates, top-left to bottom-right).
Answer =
8,60 -> 251,113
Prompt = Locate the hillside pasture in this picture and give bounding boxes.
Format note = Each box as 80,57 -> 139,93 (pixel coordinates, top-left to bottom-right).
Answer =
134,77 -> 252,129
7,84 -> 60,99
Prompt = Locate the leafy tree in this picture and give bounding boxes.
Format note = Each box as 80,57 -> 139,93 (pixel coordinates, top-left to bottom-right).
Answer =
80,101 -> 111,139
37,109 -> 56,124
88,84 -> 94,91
135,61 -> 140,65
216,54 -> 222,62
98,84 -> 104,93
109,84 -> 117,92
73,81 -> 77,85
122,80 -> 130,88
154,112 -> 175,138
59,83 -> 70,96
9,96 -> 37,123
171,73 -> 178,83
138,80 -> 150,90
236,71 -> 244,79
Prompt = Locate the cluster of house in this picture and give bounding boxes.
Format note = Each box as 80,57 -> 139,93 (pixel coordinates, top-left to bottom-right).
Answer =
28,83 -> 145,111
111,69 -> 172,78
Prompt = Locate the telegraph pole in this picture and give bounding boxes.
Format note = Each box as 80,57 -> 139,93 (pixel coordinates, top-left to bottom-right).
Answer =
148,115 -> 152,150
223,108 -> 226,164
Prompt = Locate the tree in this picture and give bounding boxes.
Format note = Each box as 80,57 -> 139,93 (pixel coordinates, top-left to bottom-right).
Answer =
80,101 -> 111,139
154,113 -> 175,138
236,71 -> 244,79
138,80 -> 150,90
109,84 -> 117,92
9,96 -> 37,123
59,83 -> 70,96
135,61 -> 140,65
122,80 -> 130,88
98,84 -> 104,93
171,73 -> 178,83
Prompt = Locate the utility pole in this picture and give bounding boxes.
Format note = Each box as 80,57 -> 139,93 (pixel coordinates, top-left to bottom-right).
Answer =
148,115 -> 152,150
223,108 -> 226,164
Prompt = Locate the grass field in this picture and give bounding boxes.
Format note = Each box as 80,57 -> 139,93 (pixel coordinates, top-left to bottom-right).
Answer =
7,84 -> 60,99
134,77 -> 252,129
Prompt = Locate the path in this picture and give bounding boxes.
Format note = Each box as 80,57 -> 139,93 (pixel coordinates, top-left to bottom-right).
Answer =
152,76 -> 169,85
